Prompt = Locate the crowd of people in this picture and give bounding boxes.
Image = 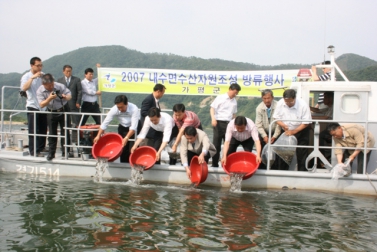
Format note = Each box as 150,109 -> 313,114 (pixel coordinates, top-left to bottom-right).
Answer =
20,57 -> 374,175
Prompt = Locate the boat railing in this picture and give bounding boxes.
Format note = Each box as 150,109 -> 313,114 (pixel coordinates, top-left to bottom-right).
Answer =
267,118 -> 377,174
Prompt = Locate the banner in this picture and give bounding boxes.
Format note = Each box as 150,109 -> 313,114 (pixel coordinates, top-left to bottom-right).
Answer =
98,68 -> 300,97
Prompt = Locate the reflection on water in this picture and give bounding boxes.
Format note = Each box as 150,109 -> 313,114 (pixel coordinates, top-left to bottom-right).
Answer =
1,171 -> 377,251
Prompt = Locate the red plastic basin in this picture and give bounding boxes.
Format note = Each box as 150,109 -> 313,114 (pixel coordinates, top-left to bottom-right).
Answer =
92,133 -> 123,162
129,146 -> 157,170
190,156 -> 208,186
222,151 -> 259,180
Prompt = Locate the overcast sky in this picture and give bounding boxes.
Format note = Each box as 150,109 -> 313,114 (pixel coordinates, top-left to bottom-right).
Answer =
1,0 -> 376,74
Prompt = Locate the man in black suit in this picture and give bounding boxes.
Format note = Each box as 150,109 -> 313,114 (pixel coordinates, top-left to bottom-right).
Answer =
57,65 -> 82,143
140,84 -> 166,146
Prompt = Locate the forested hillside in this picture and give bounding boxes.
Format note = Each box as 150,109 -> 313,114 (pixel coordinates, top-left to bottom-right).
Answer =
1,45 -> 376,129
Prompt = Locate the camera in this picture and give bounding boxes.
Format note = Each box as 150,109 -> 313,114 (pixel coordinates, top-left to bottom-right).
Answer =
52,90 -> 63,99
19,90 -> 27,98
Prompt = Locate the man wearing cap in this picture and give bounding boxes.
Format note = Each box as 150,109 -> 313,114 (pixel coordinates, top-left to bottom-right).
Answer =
37,74 -> 72,161
20,57 -> 47,157
93,95 -> 140,163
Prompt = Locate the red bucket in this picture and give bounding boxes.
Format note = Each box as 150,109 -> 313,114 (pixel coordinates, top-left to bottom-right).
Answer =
222,151 -> 259,180
129,146 -> 157,170
190,156 -> 208,186
92,133 -> 123,162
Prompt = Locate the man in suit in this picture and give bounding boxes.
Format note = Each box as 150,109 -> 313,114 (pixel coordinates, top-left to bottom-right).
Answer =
57,65 -> 82,143
140,83 -> 166,146
180,126 -> 216,179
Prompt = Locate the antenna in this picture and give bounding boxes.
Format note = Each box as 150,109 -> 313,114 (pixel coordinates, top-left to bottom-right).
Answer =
323,0 -> 327,62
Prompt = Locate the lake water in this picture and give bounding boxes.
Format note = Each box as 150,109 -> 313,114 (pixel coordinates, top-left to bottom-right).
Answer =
1,171 -> 377,251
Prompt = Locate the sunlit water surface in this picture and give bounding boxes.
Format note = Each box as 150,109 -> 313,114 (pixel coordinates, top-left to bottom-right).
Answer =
1,172 -> 377,251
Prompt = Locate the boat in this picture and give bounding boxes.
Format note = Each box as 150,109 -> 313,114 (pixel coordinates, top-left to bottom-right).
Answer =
1,47 -> 377,196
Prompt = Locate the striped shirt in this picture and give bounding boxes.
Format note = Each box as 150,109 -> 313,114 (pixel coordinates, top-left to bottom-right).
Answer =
317,72 -> 331,103
173,111 -> 201,129
319,72 -> 331,81
225,117 -> 259,142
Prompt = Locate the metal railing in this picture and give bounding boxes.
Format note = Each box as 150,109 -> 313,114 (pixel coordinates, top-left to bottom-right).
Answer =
266,118 -> 377,174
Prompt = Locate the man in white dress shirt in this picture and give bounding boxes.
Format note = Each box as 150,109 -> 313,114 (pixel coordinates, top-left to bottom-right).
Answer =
80,67 -> 101,125
274,89 -> 312,171
210,83 -> 241,167
20,57 -> 47,157
221,116 -> 262,166
94,95 -> 140,163
131,107 -> 174,164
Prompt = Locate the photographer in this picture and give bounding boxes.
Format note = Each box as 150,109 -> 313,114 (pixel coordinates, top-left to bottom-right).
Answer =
37,74 -> 72,161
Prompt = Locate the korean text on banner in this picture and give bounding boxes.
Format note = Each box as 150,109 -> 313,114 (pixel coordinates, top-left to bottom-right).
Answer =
98,68 -> 300,97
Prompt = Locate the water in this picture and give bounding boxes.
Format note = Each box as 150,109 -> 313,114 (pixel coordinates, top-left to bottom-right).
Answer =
1,172 -> 377,251
229,172 -> 246,193
94,158 -> 109,183
130,165 -> 146,185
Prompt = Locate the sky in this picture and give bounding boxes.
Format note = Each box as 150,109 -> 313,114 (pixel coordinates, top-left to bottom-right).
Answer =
1,0 -> 376,74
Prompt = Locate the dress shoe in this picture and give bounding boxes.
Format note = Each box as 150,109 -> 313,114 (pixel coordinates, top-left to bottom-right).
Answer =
46,153 -> 55,161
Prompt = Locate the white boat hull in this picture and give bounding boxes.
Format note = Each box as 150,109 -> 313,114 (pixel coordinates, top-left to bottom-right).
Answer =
1,150 -> 376,196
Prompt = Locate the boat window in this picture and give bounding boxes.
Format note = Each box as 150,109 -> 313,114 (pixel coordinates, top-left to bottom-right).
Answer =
341,94 -> 361,113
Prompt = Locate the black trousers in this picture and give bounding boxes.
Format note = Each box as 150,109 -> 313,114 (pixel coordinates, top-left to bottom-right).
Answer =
118,124 -> 135,163
149,131 -> 163,165
187,150 -> 211,167
27,107 -> 47,155
258,134 -> 289,170
294,126 -> 311,171
81,101 -> 101,126
47,107 -> 71,155
343,150 -> 372,174
227,136 -> 254,155
212,120 -> 229,167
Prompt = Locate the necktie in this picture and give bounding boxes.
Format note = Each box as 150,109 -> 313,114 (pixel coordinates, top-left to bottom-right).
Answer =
192,143 -> 195,149
66,77 -> 70,87
266,108 -> 271,118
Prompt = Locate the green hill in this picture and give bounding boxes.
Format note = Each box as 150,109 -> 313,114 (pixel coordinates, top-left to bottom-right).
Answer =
335,53 -> 377,71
